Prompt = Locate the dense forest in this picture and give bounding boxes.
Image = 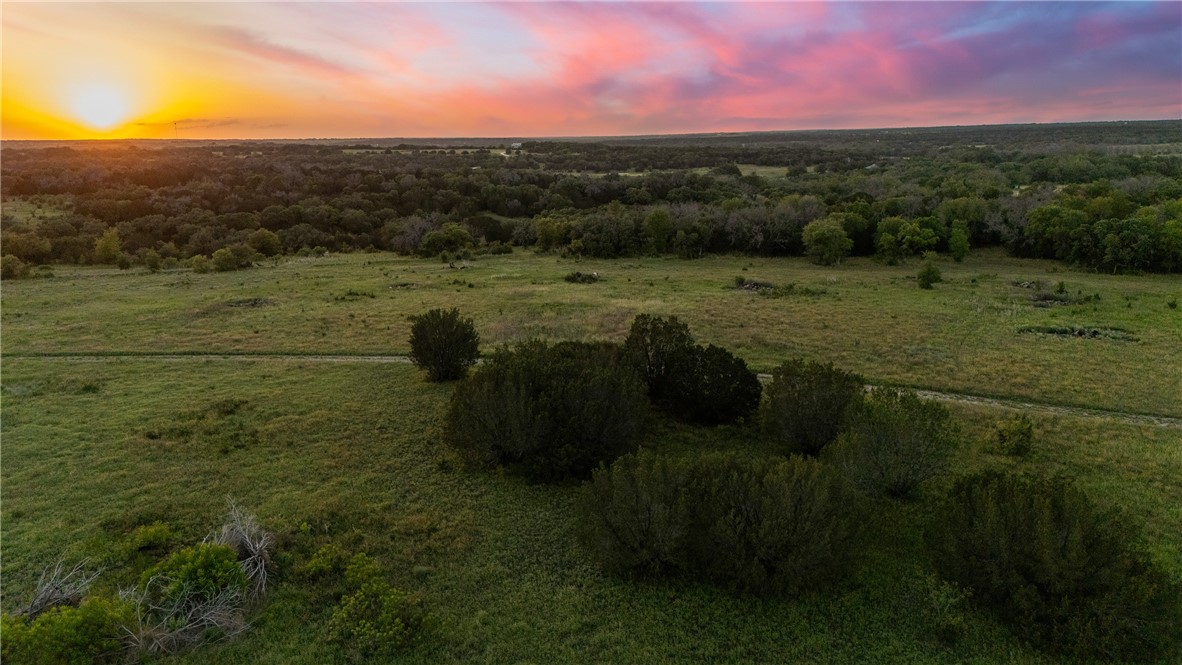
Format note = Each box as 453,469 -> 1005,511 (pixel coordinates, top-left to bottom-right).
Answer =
3,120 -> 1180,274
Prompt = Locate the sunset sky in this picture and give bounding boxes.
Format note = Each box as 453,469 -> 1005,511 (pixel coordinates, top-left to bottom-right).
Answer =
3,1 -> 1179,140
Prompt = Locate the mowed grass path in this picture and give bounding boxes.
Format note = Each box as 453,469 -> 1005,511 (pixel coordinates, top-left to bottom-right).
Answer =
2,359 -> 1179,664
2,249 -> 1179,416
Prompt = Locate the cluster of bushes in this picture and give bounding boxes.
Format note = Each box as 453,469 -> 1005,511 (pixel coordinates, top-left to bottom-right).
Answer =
578,452 -> 861,595
411,308 -> 1180,659
1,504 -> 272,664
623,314 -> 761,425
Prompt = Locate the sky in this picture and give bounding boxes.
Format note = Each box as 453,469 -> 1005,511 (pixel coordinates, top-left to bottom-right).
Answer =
2,1 -> 1179,140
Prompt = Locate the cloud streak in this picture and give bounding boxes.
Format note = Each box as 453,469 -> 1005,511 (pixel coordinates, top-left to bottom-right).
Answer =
2,1 -> 1178,139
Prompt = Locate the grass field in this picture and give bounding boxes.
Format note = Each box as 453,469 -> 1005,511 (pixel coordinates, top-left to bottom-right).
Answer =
3,249 -> 1179,416
2,249 -> 1180,663
2,357 -> 1177,664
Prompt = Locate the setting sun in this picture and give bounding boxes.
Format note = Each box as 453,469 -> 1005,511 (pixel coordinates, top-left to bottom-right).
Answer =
68,82 -> 132,130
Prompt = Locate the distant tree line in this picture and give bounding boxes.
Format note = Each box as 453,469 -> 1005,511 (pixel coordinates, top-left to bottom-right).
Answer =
3,121 -> 1179,273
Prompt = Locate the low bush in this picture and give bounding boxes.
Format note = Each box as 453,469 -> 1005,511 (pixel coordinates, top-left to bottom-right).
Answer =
1,597 -> 133,665
577,452 -> 694,577
994,413 -> 1034,456
623,314 -> 760,425
690,455 -> 860,595
917,261 -> 942,289
762,358 -> 864,456
327,553 -> 434,659
927,471 -> 1182,661
623,313 -> 695,402
563,270 -> 600,284
579,454 -> 861,596
663,344 -> 762,425
446,340 -> 647,482
825,390 -> 958,499
211,244 -> 257,272
2,254 -> 31,279
407,308 -> 481,382
140,543 -> 246,605
189,255 -> 211,274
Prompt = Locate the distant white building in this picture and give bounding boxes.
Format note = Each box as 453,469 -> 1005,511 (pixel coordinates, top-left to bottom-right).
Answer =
509,142 -> 523,150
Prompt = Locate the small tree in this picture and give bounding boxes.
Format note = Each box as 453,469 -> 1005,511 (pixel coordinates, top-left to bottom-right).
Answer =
446,341 -> 647,482
407,308 -> 480,382
577,451 -> 694,577
917,260 -> 942,289
663,344 -> 762,426
689,455 -> 861,595
802,217 -> 853,266
826,390 -> 958,499
995,413 -> 1034,456
927,471 -> 1182,661
762,358 -> 864,456
948,221 -> 970,262
1,254 -> 30,279
623,314 -> 695,402
93,228 -> 123,265
247,229 -> 282,257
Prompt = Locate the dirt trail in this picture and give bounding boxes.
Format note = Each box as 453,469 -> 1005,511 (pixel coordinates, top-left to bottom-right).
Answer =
5,353 -> 1179,430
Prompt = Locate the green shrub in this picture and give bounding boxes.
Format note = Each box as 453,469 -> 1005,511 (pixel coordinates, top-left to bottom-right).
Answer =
141,543 -> 246,604
418,223 -> 473,257
802,216 -> 853,266
446,341 -> 647,482
927,471 -> 1182,661
909,569 -> 973,646
690,455 -> 860,595
917,261 -> 942,289
623,314 -> 696,402
407,308 -> 481,382
762,358 -> 864,456
141,249 -> 162,273
189,255 -> 211,273
994,414 -> 1034,456
1,597 -> 133,665
663,344 -> 762,425
2,254 -> 31,279
327,553 -> 433,658
825,390 -> 958,499
579,454 -> 861,596
247,228 -> 282,257
948,222 -> 970,262
563,270 -> 600,284
211,244 -> 257,272
577,452 -> 694,577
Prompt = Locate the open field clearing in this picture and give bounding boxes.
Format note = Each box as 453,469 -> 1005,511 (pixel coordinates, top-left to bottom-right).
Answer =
3,249 -> 1179,416
2,358 -> 1178,664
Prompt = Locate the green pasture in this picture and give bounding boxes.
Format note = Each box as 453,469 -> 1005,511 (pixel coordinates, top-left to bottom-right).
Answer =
2,249 -> 1178,416
2,358 -> 1178,664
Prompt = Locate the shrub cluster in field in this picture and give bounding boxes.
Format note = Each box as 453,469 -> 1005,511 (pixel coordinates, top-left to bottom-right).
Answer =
578,452 -> 861,595
1,504 -> 273,664
418,309 -> 1181,660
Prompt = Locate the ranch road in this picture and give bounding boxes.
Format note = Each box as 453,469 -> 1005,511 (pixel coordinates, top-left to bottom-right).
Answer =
4,353 -> 1180,430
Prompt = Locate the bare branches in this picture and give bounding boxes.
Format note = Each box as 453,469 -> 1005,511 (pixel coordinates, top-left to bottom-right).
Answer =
205,499 -> 273,601
18,557 -> 103,619
120,577 -> 249,657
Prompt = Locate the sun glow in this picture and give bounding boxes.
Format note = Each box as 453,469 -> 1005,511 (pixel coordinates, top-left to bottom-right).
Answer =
68,82 -> 133,130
